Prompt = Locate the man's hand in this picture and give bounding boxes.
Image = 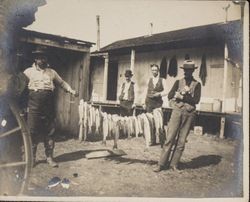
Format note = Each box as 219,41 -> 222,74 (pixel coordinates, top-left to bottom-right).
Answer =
183,86 -> 190,92
174,91 -> 184,100
69,89 -> 79,97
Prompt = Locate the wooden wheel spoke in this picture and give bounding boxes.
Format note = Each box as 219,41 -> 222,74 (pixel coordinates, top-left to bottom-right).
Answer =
0,161 -> 27,169
0,126 -> 22,139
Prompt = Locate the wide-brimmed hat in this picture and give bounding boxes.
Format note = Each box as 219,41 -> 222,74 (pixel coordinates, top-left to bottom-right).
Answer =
32,46 -> 47,56
180,60 -> 198,69
125,70 -> 133,77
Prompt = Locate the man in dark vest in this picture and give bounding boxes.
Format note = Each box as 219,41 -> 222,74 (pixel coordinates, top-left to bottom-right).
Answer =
119,70 -> 135,116
24,46 -> 77,167
154,60 -> 201,172
145,64 -> 167,113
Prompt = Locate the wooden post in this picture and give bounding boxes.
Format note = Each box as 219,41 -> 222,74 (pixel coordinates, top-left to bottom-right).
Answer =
103,55 -> 109,101
222,43 -> 228,113
82,52 -> 90,101
219,117 -> 226,139
96,15 -> 100,51
130,49 -> 135,73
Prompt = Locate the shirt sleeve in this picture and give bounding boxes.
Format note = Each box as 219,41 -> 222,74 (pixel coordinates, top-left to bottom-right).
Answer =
52,69 -> 73,92
182,82 -> 201,105
133,83 -> 138,104
117,83 -> 123,100
168,80 -> 179,100
23,68 -> 30,79
160,78 -> 168,97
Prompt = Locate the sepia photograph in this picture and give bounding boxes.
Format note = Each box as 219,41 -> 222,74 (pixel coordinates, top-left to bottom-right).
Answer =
0,0 -> 249,201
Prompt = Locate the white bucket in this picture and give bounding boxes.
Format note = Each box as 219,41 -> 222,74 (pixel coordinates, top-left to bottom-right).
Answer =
194,126 -> 203,136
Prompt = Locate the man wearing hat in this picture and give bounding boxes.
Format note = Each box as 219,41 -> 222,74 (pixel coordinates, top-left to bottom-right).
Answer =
154,60 -> 201,172
24,46 -> 77,167
118,69 -> 136,116
144,64 -> 168,113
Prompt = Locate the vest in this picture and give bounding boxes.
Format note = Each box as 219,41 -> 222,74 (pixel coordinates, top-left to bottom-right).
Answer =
146,78 -> 164,110
171,78 -> 198,112
119,81 -> 135,102
147,78 -> 164,96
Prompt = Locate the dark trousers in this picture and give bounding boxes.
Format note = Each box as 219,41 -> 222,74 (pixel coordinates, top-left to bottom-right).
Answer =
159,108 -> 195,168
120,100 -> 133,117
145,97 -> 163,113
27,90 -> 55,159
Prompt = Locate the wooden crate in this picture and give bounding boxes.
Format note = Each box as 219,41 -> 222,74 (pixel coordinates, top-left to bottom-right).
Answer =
200,103 -> 213,112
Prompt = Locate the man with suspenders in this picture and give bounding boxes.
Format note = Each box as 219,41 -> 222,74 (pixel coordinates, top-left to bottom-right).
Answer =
154,60 -> 201,172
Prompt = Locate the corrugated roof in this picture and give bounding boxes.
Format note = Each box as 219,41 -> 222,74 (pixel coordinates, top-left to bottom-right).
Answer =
98,20 -> 241,53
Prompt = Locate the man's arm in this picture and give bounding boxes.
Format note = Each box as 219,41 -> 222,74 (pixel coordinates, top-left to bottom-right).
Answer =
168,80 -> 179,100
159,78 -> 168,97
182,83 -> 201,105
53,70 -> 76,95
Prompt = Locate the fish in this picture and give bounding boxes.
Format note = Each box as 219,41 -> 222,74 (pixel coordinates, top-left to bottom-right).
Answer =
95,108 -> 100,134
153,108 -> 164,143
146,113 -> 155,145
102,112 -> 108,143
78,100 -> 84,141
140,113 -> 151,148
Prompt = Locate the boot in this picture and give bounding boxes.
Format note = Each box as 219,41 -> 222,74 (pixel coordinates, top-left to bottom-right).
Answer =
46,157 -> 58,168
153,165 -> 164,172
32,156 -> 37,168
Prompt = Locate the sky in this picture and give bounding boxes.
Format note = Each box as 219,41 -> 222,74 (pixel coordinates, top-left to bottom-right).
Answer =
27,0 -> 242,50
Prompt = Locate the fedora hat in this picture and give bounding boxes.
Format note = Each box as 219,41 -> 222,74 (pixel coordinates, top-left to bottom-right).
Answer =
32,46 -> 47,56
125,70 -> 133,77
180,60 -> 198,69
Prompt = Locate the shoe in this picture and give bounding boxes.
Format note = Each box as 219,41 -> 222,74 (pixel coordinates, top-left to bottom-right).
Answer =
153,165 -> 164,172
169,165 -> 178,171
46,157 -> 58,168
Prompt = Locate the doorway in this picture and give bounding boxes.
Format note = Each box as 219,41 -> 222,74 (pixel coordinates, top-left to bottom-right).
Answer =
107,61 -> 118,101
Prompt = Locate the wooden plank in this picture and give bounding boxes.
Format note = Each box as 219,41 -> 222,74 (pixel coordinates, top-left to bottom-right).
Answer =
90,52 -> 108,57
222,43 -> 228,112
0,161 -> 26,168
86,149 -> 126,159
68,54 -> 73,135
82,52 -> 90,101
0,127 -> 21,139
130,49 -> 135,72
20,37 -> 90,52
102,55 -> 109,101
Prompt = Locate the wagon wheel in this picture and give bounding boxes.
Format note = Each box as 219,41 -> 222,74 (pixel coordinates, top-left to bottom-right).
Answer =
0,100 -> 33,196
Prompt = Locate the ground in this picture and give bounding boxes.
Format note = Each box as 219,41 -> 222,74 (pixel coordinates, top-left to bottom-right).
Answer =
27,132 -> 243,198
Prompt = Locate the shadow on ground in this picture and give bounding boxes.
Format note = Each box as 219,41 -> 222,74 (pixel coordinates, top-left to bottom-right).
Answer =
53,149 -> 158,166
54,149 -> 109,163
105,156 -> 158,165
179,155 -> 222,170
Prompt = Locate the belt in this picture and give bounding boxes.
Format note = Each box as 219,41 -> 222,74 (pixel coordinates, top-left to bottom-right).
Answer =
29,89 -> 53,92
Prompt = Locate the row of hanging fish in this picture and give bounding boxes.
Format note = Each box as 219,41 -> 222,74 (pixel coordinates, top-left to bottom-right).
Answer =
78,100 -> 165,149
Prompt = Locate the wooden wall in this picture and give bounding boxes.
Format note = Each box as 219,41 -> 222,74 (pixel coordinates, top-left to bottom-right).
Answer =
90,44 -> 241,112
50,49 -> 90,136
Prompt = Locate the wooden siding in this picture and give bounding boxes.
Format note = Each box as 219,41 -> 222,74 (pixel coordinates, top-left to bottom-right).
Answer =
51,50 -> 90,136
90,45 -> 241,111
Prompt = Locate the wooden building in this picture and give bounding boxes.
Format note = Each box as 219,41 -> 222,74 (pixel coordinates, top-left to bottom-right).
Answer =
17,29 -> 94,136
90,20 -> 243,138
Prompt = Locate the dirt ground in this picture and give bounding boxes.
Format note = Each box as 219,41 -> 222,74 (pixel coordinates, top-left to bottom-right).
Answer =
26,132 -> 243,198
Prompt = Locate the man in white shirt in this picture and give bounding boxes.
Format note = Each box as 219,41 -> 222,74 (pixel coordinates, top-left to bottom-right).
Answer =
118,70 -> 135,116
24,46 -> 77,167
145,64 -> 168,113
